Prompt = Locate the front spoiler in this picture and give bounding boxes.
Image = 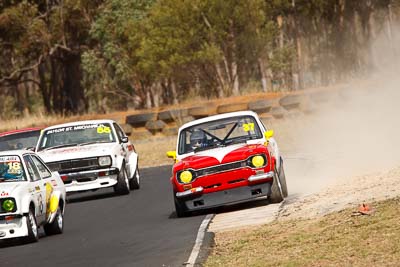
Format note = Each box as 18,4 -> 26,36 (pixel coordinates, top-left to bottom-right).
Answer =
61,168 -> 119,192
177,182 -> 272,212
0,215 -> 29,240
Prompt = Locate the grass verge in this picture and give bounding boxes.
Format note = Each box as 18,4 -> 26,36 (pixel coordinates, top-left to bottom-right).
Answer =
205,198 -> 400,267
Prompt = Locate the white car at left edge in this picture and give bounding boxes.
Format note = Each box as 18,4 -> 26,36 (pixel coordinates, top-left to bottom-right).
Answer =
35,120 -> 140,195
0,150 -> 66,243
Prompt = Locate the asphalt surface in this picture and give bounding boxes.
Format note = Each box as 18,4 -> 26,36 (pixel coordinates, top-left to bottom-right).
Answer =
0,165 -> 206,267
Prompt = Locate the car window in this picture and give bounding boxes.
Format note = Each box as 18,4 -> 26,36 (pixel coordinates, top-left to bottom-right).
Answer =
0,155 -> 27,182
113,123 -> 125,141
38,123 -> 117,151
178,115 -> 262,154
30,155 -> 52,179
0,130 -> 41,151
23,155 -> 41,181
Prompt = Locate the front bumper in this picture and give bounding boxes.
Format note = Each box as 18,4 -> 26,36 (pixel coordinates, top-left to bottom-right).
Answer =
175,173 -> 273,212
61,168 -> 119,192
0,215 -> 28,240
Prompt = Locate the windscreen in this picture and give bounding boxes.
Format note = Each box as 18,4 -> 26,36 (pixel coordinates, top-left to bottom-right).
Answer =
0,130 -> 41,151
37,123 -> 116,151
178,115 -> 262,154
0,155 -> 27,182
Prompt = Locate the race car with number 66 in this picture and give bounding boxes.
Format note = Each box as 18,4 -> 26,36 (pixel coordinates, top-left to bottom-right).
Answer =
0,150 -> 66,243
167,111 -> 288,217
35,120 -> 140,195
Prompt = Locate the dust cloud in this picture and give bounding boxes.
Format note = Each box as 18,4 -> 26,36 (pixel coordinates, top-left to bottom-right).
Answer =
274,24 -> 400,196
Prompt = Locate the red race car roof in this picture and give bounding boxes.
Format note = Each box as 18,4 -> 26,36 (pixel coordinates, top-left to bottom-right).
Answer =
0,127 -> 42,137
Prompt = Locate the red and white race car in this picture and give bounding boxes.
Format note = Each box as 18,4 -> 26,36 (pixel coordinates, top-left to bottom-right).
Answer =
0,128 -> 42,151
167,111 -> 288,217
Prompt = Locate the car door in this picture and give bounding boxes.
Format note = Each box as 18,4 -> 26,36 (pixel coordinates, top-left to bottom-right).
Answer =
30,155 -> 55,219
23,155 -> 46,224
113,123 -> 132,160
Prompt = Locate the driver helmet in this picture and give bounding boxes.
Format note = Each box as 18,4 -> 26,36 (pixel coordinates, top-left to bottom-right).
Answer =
190,129 -> 207,149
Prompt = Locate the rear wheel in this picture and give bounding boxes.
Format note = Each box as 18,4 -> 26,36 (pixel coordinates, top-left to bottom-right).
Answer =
129,167 -> 140,190
26,208 -> 39,243
114,164 -> 130,195
44,207 -> 64,235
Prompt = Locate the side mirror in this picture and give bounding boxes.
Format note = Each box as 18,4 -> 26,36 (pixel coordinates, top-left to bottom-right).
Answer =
166,151 -> 177,160
121,136 -> 129,143
264,130 -> 274,139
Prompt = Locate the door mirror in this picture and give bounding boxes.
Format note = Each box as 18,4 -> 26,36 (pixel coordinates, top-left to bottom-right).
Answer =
166,151 -> 177,160
121,136 -> 129,143
264,130 -> 274,139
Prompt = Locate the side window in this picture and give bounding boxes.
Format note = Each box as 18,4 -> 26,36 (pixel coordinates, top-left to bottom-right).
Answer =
113,123 -> 125,141
31,155 -> 52,179
23,155 -> 41,181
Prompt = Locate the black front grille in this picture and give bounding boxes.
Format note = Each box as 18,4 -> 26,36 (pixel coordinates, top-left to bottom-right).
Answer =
194,160 -> 246,177
47,157 -> 99,173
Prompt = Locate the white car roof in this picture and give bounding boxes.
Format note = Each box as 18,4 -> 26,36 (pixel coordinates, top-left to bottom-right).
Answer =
0,150 -> 33,157
43,119 -> 116,131
179,110 -> 259,130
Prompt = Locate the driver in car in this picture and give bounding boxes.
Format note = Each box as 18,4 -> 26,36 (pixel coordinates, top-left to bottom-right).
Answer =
190,129 -> 208,150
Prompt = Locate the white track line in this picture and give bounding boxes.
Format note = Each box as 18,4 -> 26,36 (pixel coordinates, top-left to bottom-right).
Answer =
185,214 -> 214,266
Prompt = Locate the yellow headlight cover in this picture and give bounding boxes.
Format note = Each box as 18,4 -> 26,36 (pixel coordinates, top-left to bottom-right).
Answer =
180,170 -> 193,184
251,155 -> 265,168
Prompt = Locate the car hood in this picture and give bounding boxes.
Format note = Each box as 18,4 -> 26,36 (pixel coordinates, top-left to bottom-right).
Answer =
0,182 -> 27,197
37,143 -> 117,163
175,143 -> 268,170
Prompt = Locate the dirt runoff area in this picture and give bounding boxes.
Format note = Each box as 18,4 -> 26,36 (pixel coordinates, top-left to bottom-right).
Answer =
270,73 -> 400,219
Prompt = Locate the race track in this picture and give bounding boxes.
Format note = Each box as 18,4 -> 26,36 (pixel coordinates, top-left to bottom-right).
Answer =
0,166 -> 206,267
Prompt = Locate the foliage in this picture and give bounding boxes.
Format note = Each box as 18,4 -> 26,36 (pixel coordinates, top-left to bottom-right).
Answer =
1,0 -> 399,116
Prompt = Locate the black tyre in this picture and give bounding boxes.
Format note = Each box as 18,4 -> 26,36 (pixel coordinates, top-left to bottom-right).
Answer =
129,167 -> 140,190
114,164 -> 130,195
174,195 -> 187,218
44,207 -> 64,236
126,112 -> 157,127
248,99 -> 274,114
26,208 -> 39,243
269,171 -> 284,203
278,157 -> 288,197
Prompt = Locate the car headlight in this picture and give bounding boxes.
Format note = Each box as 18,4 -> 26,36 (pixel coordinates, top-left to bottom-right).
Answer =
2,198 -> 16,212
179,170 -> 193,184
98,156 -> 112,167
249,155 -> 266,168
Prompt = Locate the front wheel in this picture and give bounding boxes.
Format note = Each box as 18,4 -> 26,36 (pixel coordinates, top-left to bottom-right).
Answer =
129,167 -> 140,190
269,172 -> 284,204
278,157 -> 288,197
44,207 -> 64,235
174,195 -> 188,218
25,208 -> 39,243
114,164 -> 130,195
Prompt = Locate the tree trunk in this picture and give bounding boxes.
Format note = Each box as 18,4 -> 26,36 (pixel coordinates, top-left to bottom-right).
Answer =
170,78 -> 179,105
63,53 -> 86,114
38,61 -> 52,113
259,59 -> 268,92
215,63 -> 226,98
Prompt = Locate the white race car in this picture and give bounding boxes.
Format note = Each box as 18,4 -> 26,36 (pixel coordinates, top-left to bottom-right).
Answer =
0,150 -> 66,242
36,120 -> 140,194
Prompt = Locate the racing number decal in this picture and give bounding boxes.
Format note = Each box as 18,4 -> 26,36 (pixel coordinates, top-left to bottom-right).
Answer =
97,126 -> 111,134
7,162 -> 21,174
243,123 -> 255,132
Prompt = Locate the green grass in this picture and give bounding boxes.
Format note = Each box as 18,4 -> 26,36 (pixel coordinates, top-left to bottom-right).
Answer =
205,198 -> 400,267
